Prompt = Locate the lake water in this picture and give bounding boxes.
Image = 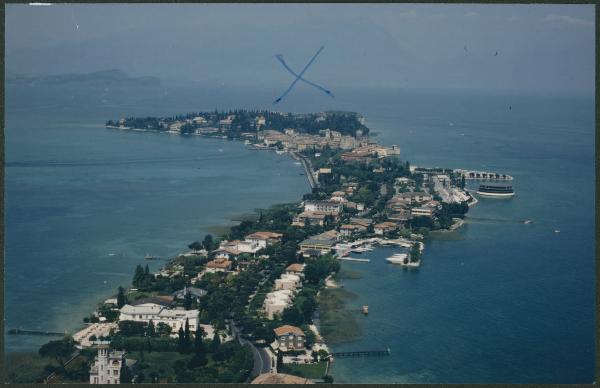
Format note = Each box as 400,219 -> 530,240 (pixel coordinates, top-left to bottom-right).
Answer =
5,84 -> 595,383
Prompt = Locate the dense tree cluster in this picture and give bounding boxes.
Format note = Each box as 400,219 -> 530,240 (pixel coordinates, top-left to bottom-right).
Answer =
107,110 -> 368,139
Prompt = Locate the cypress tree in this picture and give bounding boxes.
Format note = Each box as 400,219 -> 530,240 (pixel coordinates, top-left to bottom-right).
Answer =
210,332 -> 221,352
146,320 -> 156,337
132,265 -> 144,288
117,286 -> 126,308
177,327 -> 186,353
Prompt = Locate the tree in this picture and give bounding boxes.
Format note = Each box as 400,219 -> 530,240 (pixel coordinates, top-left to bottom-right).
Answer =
318,349 -> 329,361
118,320 -> 147,337
156,322 -> 172,336
177,327 -> 186,353
282,307 -> 304,326
132,265 -> 145,288
210,332 -> 221,352
189,330 -> 207,368
117,286 -> 126,308
188,241 -> 202,252
146,320 -> 156,337
202,234 -> 214,251
184,319 -> 191,343
183,291 -> 193,310
38,337 -> 75,367
119,361 -> 132,383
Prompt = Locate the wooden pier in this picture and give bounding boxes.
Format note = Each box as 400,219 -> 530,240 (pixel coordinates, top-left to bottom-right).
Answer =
331,348 -> 391,358
9,328 -> 66,336
337,257 -> 370,262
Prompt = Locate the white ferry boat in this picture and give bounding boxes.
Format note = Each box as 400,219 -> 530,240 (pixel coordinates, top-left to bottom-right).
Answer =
476,184 -> 515,197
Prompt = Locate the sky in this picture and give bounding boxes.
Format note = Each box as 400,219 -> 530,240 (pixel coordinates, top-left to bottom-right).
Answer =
5,4 -> 595,94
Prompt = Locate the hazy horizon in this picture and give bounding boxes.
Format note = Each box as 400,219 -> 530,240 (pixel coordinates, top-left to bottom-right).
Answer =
6,4 -> 595,95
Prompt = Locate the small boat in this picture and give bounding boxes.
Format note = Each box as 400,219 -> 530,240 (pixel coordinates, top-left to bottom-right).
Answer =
386,253 -> 408,264
144,254 -> 155,260
522,219 -> 533,224
554,230 -> 560,233
275,150 -> 286,155
362,305 -> 369,315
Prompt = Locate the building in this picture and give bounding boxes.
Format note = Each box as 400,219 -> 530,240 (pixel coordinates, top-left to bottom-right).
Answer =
388,209 -> 411,224
119,303 -> 199,335
330,191 -> 346,202
349,218 -> 373,228
89,344 -> 125,384
394,192 -> 433,205
205,258 -> 233,273
220,240 -> 260,254
345,201 -> 365,211
213,247 -> 242,260
129,296 -> 175,307
245,231 -> 284,249
410,207 -> 434,218
285,263 -> 305,276
273,325 -> 306,351
292,211 -> 327,227
299,238 -> 335,257
304,200 -> 342,214
374,222 -> 399,235
172,286 -> 207,301
275,274 -> 301,291
264,290 -> 294,320
339,224 -> 367,237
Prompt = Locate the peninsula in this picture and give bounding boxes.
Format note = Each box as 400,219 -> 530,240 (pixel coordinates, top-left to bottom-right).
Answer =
27,110 -> 481,384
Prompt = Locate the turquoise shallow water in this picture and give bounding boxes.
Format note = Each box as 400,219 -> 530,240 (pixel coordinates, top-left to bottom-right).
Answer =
5,84 -> 595,383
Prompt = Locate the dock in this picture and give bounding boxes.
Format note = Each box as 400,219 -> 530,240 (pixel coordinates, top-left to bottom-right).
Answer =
337,257 -> 370,262
331,348 -> 390,358
454,169 -> 513,181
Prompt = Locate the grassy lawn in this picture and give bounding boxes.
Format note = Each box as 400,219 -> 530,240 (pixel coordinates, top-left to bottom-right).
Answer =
280,361 -> 328,379
4,352 -> 58,383
128,351 -> 191,382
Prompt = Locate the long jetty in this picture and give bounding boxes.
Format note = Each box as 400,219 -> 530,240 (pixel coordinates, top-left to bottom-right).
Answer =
9,328 -> 66,336
331,348 -> 391,358
290,152 -> 319,189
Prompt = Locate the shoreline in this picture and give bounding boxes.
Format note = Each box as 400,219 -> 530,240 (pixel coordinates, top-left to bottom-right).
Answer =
12,115 -> 492,383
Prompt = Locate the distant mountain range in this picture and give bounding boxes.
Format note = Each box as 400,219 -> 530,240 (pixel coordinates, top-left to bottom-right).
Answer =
6,69 -> 161,87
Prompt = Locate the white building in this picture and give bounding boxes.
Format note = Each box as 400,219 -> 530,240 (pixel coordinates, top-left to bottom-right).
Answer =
304,201 -> 342,214
275,274 -> 301,291
244,231 -> 284,249
89,344 -> 125,384
193,116 -> 207,125
119,303 -> 199,335
213,247 -> 242,260
411,207 -> 434,218
220,240 -> 260,254
264,290 -> 294,320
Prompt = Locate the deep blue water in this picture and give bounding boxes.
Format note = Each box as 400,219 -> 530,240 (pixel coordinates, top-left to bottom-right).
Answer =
5,84 -> 595,383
